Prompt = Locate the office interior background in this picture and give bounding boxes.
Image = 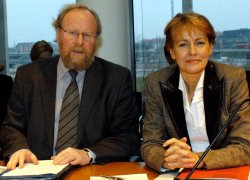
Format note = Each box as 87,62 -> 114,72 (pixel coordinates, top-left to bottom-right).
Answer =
0,0 -> 250,93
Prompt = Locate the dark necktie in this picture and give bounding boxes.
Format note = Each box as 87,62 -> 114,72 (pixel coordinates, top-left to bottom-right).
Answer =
56,70 -> 79,153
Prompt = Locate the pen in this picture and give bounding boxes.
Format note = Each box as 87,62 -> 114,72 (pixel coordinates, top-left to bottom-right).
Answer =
100,175 -> 126,180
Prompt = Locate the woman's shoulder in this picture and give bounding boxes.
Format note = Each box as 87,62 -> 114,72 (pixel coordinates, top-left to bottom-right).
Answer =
209,60 -> 245,76
146,63 -> 178,80
210,60 -> 244,72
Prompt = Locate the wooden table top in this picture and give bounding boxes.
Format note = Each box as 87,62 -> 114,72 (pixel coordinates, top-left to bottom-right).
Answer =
64,162 -> 159,180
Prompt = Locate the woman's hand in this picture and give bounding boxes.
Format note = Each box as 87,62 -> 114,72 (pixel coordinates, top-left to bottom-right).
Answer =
162,137 -> 204,170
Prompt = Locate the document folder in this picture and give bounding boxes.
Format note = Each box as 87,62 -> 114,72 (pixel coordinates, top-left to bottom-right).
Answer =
0,160 -> 71,179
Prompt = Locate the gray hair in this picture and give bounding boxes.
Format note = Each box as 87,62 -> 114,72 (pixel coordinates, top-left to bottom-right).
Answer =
52,3 -> 102,36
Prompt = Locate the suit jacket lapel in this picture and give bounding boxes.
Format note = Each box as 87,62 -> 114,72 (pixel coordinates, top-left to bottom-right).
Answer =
78,57 -> 103,144
160,67 -> 190,144
203,62 -> 223,144
39,57 -> 58,152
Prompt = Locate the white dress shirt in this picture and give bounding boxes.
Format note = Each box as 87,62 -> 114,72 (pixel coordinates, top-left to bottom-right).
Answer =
178,71 -> 210,152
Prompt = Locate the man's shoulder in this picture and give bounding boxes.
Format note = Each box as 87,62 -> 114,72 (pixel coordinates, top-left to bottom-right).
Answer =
93,56 -> 130,73
0,73 -> 13,82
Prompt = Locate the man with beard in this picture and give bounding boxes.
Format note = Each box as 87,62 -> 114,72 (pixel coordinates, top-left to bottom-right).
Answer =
1,3 -> 139,169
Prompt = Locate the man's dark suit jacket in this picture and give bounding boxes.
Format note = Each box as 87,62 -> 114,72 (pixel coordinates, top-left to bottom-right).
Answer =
0,74 -> 13,124
0,56 -> 139,163
0,73 -> 13,159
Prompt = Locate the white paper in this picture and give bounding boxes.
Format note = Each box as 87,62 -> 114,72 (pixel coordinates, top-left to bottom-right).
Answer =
3,160 -> 68,176
154,168 -> 183,180
0,166 -> 6,174
90,173 -> 148,180
154,171 -> 179,180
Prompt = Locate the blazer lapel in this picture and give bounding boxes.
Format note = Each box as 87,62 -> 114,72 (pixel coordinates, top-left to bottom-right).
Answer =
39,57 -> 58,153
203,62 -> 223,144
160,68 -> 190,144
78,57 -> 103,144
159,62 -> 224,146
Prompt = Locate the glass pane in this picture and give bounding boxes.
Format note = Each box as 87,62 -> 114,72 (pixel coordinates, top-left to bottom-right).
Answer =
6,0 -> 75,77
133,0 -> 250,92
193,0 -> 250,70
133,0 -> 182,92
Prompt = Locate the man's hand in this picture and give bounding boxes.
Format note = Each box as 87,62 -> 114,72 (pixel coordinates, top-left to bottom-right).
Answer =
7,149 -> 38,169
51,147 -> 91,166
162,137 -> 203,170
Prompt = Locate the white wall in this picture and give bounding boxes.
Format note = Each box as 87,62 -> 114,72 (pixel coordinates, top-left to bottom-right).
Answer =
77,0 -> 132,69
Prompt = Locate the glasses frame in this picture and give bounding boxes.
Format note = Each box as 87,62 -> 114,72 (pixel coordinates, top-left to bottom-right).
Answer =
60,26 -> 97,42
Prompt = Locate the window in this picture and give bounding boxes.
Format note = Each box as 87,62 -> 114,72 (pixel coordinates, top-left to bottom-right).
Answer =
133,0 -> 250,92
6,0 -> 75,77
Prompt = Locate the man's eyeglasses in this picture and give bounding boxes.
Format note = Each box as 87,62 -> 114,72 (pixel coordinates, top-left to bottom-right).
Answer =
60,26 -> 97,42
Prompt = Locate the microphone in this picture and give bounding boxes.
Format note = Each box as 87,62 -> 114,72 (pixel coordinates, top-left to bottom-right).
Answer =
181,97 -> 250,180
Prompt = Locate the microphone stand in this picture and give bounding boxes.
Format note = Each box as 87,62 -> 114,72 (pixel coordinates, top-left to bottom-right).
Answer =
184,98 -> 250,180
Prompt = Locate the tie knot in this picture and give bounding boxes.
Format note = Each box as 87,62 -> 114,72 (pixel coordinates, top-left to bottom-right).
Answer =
68,70 -> 78,79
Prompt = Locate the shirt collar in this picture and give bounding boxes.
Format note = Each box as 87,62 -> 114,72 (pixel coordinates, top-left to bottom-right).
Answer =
57,57 -> 86,81
179,70 -> 205,106
178,70 -> 205,92
196,70 -> 205,89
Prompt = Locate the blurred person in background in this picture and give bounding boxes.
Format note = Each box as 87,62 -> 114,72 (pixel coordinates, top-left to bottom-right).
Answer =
30,40 -> 53,61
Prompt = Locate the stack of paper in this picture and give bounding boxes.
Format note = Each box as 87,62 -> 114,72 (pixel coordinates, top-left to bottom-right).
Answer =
1,160 -> 69,179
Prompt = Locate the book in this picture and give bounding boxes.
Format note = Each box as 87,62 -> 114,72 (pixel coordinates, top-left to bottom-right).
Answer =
0,160 -> 71,179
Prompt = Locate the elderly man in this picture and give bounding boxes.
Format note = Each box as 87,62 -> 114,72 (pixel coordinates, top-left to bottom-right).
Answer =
1,3 -> 139,169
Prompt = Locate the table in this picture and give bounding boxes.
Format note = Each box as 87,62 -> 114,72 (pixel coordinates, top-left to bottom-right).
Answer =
64,162 -> 250,180
64,162 -> 159,180
1,161 -> 249,179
